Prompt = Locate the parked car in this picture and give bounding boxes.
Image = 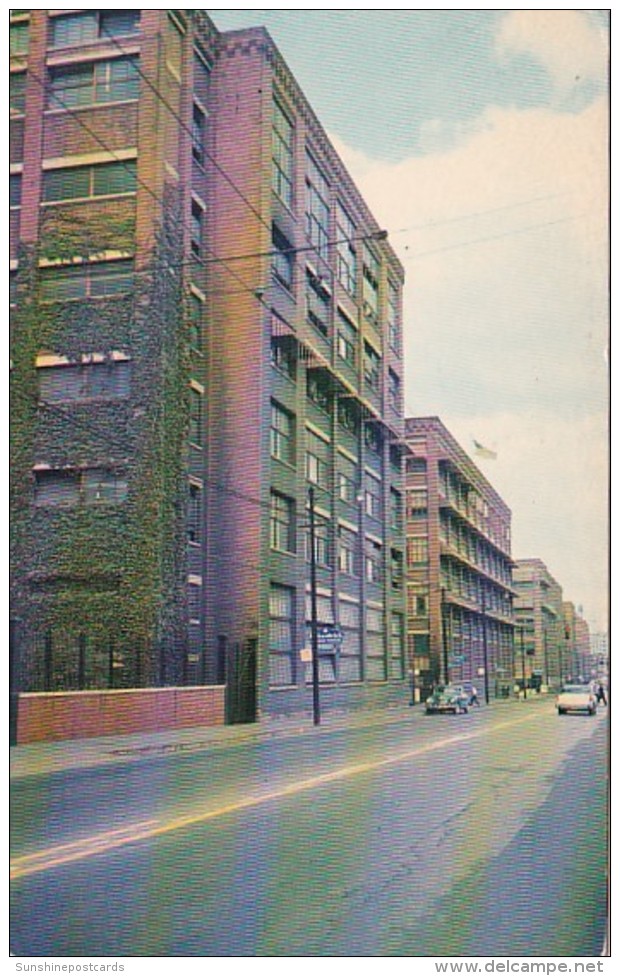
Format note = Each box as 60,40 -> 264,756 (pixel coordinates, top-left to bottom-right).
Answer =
425,685 -> 470,715
557,684 -> 597,716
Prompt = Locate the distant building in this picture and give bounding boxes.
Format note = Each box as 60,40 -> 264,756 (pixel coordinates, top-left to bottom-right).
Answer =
403,417 -> 514,701
513,559 -> 564,690
10,10 -> 407,721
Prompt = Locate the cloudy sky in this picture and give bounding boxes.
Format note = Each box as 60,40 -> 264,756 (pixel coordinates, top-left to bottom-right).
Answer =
212,8 -> 610,632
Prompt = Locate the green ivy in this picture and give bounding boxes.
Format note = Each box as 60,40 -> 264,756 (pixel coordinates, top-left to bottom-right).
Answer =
10,209 -> 194,691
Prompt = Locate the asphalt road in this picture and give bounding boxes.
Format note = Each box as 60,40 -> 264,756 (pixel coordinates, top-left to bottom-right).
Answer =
10,699 -> 608,957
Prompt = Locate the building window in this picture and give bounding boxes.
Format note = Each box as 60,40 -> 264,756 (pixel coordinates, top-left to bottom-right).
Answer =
337,396 -> 360,436
338,454 -> 358,505
407,457 -> 427,475
390,612 -> 404,677
364,422 -> 382,455
38,360 -> 131,402
363,341 -> 381,391
336,202 -> 357,295
272,98 -> 294,208
337,311 -> 357,367
338,525 -> 359,577
390,487 -> 403,532
43,161 -> 136,203
50,10 -> 140,48
10,174 -> 22,209
10,72 -> 26,115
34,468 -> 128,506
306,269 -> 330,337
271,401 -> 296,466
391,549 -> 403,589
305,428 -> 329,488
272,225 -> 294,290
188,482 -> 202,543
190,200 -> 204,256
40,259 -> 134,302
388,369 -> 400,412
270,491 -> 296,554
10,22 -> 29,56
269,584 -> 295,687
192,103 -> 206,165
365,472 -> 382,520
407,537 -> 429,567
188,293 -> 203,352
307,369 -> 331,413
48,57 -> 140,110
271,332 -> 297,381
362,245 -> 379,323
387,279 -> 399,352
189,387 -> 202,445
305,519 -> 331,568
305,151 -> 330,260
365,538 -> 383,584
407,488 -> 428,519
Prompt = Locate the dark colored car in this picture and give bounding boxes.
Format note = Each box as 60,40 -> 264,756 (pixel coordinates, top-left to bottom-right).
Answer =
425,685 -> 470,715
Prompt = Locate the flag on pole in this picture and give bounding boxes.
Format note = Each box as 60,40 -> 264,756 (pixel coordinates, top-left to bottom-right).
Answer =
472,439 -> 497,460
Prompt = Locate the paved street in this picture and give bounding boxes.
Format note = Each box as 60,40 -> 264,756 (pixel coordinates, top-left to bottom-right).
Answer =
10,698 -> 608,957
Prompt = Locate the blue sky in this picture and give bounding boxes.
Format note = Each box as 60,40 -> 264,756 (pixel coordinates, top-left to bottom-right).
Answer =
211,8 -> 609,633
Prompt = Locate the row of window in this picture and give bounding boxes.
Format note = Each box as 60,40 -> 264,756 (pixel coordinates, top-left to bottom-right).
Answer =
10,10 -> 140,62
268,582 -> 404,687
271,100 -> 400,347
269,489 -> 402,583
270,401 -> 403,522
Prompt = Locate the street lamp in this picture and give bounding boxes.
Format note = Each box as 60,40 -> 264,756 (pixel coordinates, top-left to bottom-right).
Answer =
519,625 -> 527,700
308,485 -> 321,726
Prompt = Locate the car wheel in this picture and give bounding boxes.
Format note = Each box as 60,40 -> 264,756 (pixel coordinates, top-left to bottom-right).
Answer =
558,708 -> 565,715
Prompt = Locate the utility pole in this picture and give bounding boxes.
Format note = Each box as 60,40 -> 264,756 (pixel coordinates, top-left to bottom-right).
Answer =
308,486 -> 321,726
519,624 -> 527,700
481,583 -> 490,704
441,587 -> 449,685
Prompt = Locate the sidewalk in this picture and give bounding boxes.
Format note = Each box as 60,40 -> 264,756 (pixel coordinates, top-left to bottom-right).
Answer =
9,695 -> 547,781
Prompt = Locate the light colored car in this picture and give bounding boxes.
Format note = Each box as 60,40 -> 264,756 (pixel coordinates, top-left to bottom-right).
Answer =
557,684 -> 597,716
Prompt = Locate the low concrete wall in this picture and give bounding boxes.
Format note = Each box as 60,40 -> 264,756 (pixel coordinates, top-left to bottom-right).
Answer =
16,685 -> 226,744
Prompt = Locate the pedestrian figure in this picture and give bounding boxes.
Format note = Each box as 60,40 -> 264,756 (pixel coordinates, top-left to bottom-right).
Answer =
470,686 -> 481,707
596,684 -> 607,706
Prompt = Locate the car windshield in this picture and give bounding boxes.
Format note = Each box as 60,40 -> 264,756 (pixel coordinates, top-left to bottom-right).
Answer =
562,685 -> 590,694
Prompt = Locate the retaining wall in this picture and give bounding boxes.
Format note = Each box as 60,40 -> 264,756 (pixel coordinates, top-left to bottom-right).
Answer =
16,685 -> 226,744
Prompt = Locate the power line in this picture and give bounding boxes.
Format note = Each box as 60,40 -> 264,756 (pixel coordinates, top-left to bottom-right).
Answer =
401,213 -> 584,261
23,65 -> 388,306
98,20 -> 272,239
24,64 -> 269,307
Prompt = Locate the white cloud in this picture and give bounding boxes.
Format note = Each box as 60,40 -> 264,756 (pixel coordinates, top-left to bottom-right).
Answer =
495,10 -> 609,101
329,92 -> 609,634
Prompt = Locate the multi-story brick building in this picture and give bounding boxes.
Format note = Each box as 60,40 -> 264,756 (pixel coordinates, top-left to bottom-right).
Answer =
513,558 -> 564,690
10,10 -> 407,725
403,417 -> 514,702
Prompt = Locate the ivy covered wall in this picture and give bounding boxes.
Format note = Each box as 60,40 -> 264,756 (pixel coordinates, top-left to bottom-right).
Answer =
10,209 -> 193,692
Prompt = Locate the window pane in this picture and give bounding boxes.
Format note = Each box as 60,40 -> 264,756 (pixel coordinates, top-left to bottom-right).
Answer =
48,63 -> 93,109
10,73 -> 26,114
10,22 -> 29,55
99,10 -> 140,38
43,167 -> 90,202
92,161 -> 136,196
51,13 -> 98,47
34,471 -> 79,506
89,261 -> 134,297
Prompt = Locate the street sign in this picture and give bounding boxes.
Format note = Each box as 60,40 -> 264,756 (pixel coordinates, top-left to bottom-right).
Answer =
316,624 -> 344,654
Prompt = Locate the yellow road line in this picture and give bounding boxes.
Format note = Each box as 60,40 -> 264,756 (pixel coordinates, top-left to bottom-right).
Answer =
10,711 -> 539,880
